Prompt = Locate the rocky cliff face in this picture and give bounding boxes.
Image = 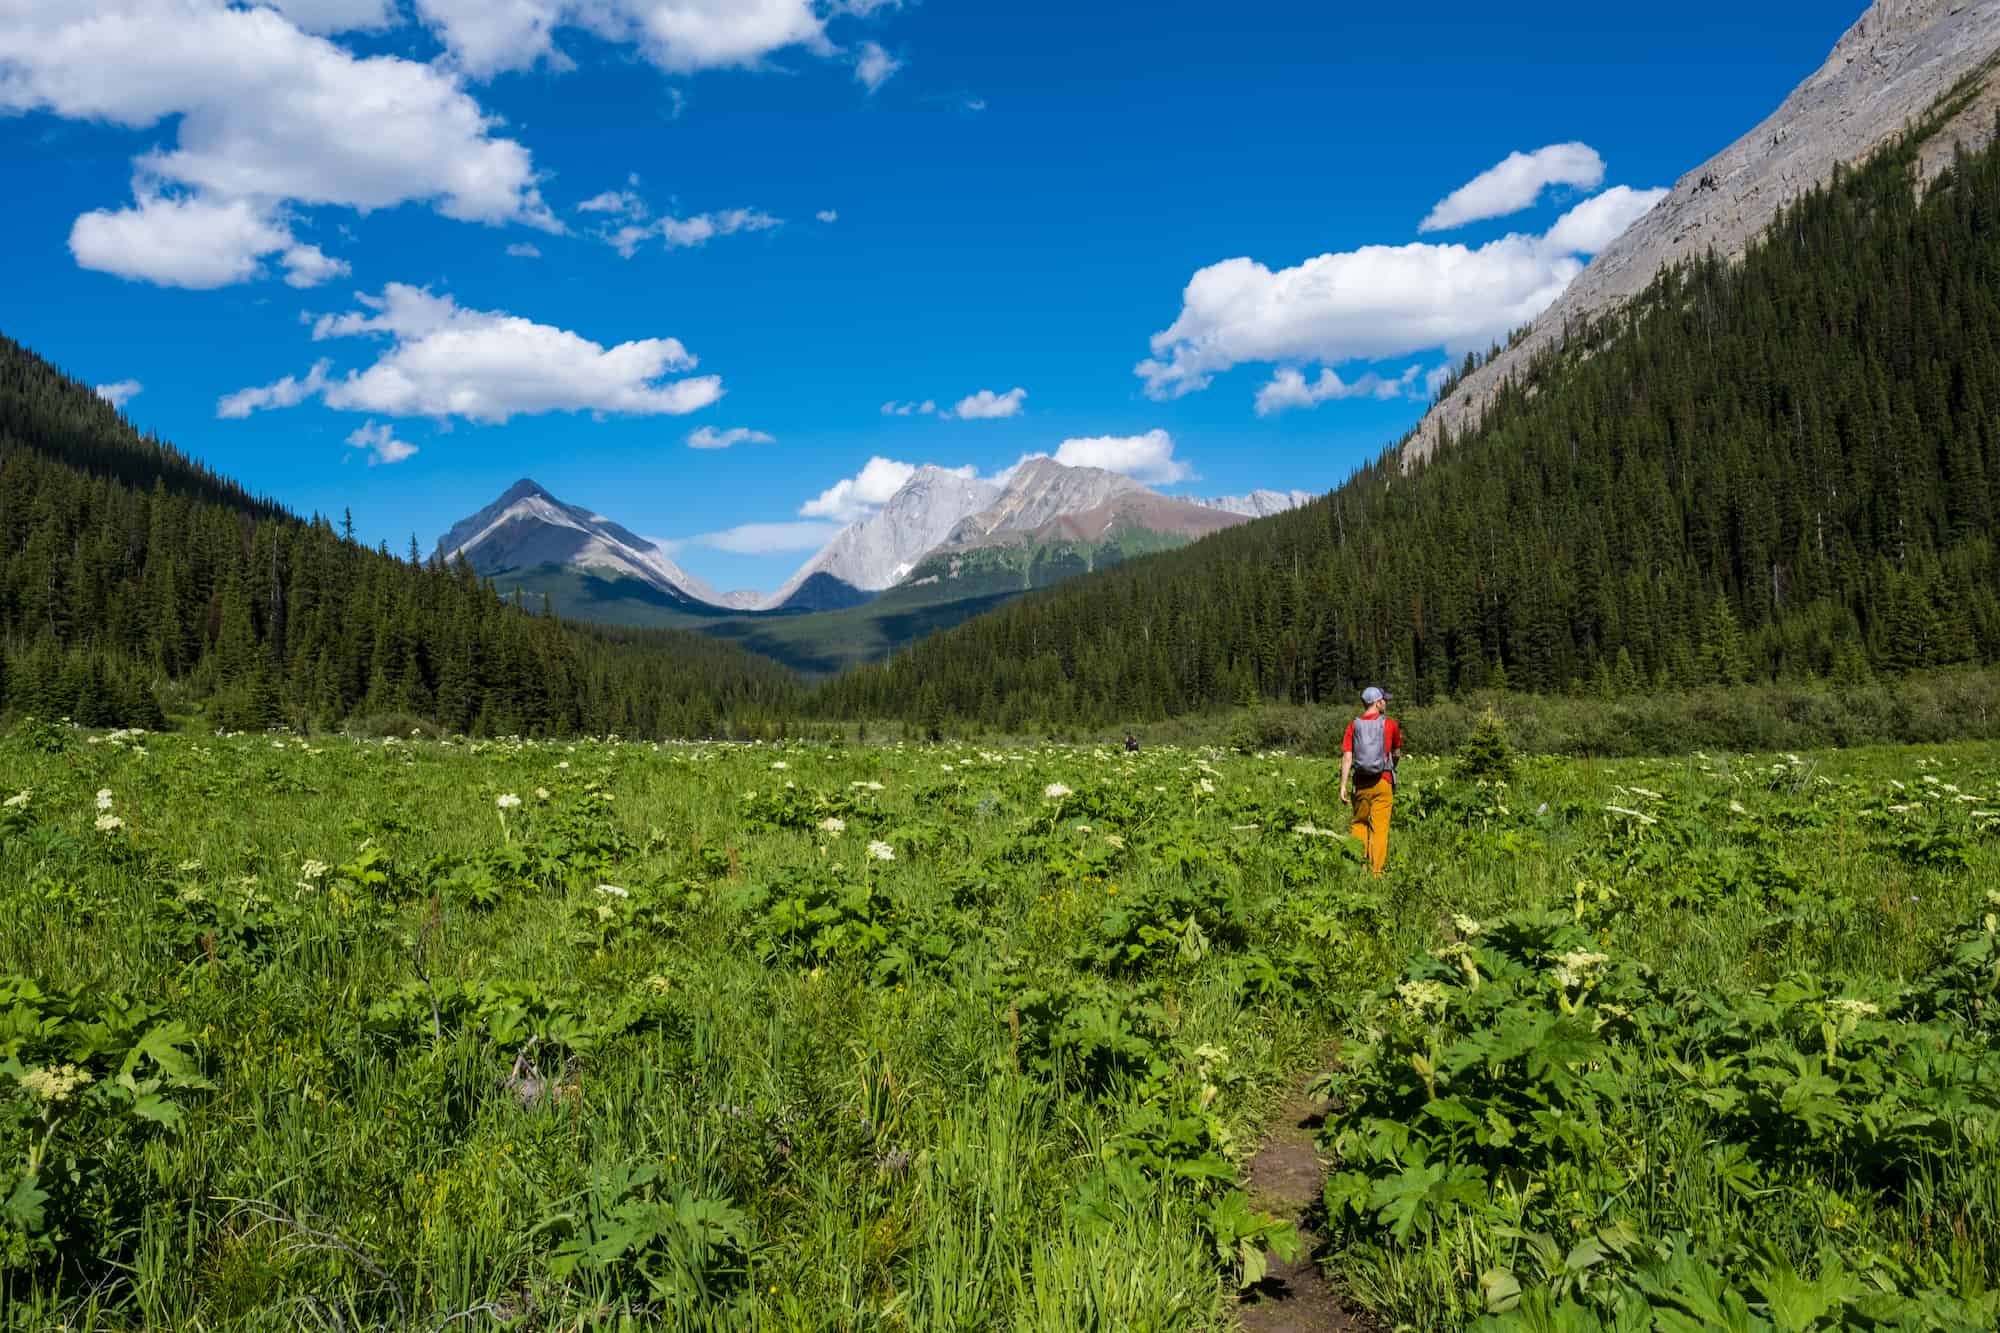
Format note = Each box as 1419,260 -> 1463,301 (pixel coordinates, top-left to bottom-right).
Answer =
436,479 -> 724,608
761,465 -> 1002,610
1193,489 -> 1316,519
1403,0 -> 2000,465
941,457 -> 1146,547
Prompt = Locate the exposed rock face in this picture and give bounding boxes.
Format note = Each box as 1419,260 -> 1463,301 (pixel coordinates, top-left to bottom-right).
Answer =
1194,489 -> 1316,518
942,457 -> 1146,546
1403,0 -> 2000,465
761,464 -> 1001,610
436,479 -> 723,607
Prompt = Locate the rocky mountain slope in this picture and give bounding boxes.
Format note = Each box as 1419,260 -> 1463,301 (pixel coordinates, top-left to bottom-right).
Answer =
1403,0 -> 2000,464
760,465 -> 1002,612
1194,489 -> 1316,518
435,478 -> 728,608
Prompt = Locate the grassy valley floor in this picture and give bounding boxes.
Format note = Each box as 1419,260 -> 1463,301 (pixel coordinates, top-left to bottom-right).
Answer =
0,726 -> 1995,1329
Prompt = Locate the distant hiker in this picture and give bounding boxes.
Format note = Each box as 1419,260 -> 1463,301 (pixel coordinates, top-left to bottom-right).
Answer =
1339,686 -> 1403,876
1124,733 -> 1140,753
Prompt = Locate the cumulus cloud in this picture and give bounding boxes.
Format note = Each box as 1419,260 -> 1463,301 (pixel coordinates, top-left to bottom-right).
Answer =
1042,429 -> 1192,485
219,284 -> 723,424
94,380 -> 143,410
952,387 -> 1026,420
1542,185 -> 1668,255
344,420 -> 418,465
217,359 -> 332,419
816,209 -> 839,223
605,208 -> 781,258
800,456 -> 924,521
280,242 -> 349,289
413,0 -> 834,80
674,520 -> 845,555
1,1 -> 557,289
506,242 -> 542,258
881,399 -> 936,416
578,189 -> 648,219
1137,159 -> 1665,405
1254,364 -> 1428,417
1420,142 -> 1605,233
855,40 -> 901,92
252,0 -> 400,33
688,425 -> 776,448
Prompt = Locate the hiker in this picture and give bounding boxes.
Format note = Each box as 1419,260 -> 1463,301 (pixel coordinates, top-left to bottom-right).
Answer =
1124,732 -> 1140,753
1339,686 -> 1403,876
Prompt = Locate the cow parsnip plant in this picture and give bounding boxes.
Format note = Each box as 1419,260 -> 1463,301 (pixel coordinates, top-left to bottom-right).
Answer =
0,722 -> 1995,1330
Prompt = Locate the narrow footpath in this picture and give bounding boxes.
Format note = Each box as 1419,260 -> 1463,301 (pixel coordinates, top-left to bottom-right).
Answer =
1234,1067 -> 1375,1333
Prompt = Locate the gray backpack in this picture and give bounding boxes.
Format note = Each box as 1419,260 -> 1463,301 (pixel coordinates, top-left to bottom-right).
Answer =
1351,716 -> 1393,779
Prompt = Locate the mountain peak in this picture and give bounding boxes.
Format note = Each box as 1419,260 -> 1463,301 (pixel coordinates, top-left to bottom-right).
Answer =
496,478 -> 552,506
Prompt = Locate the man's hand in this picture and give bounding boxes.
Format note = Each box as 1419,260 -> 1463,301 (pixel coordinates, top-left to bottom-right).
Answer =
1339,784 -> 1350,804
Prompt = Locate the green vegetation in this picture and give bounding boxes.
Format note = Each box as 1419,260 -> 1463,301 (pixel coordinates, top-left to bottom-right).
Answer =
1,723 -> 1995,1329
814,116 -> 2000,729
0,334 -> 802,736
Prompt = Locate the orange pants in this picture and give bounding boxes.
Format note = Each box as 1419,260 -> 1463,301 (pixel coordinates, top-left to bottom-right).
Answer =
1350,780 -> 1393,875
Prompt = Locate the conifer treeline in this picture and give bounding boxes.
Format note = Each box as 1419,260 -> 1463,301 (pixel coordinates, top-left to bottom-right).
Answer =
0,336 -> 801,736
812,117 -> 2000,730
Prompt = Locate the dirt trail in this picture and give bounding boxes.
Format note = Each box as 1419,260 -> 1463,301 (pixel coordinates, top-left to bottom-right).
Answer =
1234,1066 -> 1376,1333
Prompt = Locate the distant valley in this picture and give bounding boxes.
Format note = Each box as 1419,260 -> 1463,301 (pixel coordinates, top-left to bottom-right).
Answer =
435,462 -> 1314,673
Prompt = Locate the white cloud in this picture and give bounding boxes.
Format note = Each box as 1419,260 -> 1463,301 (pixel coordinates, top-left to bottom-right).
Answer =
816,209 -> 839,223
1254,364 -> 1426,417
220,284 -> 723,424
1043,429 -> 1193,485
280,242 -> 349,289
252,0 -> 400,33
1542,185 -> 1668,255
676,520 -> 845,554
94,380 -> 143,410
70,192 -> 295,289
506,242 -> 542,258
344,420 -> 418,465
1,1 -> 557,290
952,387 -> 1026,420
217,359 -> 331,418
1138,156 -> 1670,404
604,208 -> 781,257
881,399 -> 936,416
1425,365 -> 1454,398
855,40 -> 901,92
578,189 -> 648,219
1138,236 -> 1581,400
413,0 -> 833,80
1420,142 -> 1604,233
688,425 -> 776,448
800,456 -> 924,521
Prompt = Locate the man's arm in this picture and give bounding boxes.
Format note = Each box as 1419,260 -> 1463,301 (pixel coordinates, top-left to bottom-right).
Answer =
1339,750 -> 1353,802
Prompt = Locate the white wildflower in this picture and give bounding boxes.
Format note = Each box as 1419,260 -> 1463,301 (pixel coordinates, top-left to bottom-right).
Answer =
95,789 -> 114,811
299,860 -> 329,880
771,761 -> 788,770
1553,949 -> 1611,989
94,813 -> 125,833
1828,998 -> 1881,1019
595,884 -> 631,899
1044,783 -> 1073,800
1395,980 -> 1450,1017
496,793 -> 522,810
16,1064 -> 93,1104
1104,834 -> 1125,850
557,761 -> 570,770
3,791 -> 29,809
1628,787 -> 1663,801
177,859 -> 204,873
1729,801 -> 1749,815
1199,778 -> 1215,794
1604,804 -> 1658,825
594,903 -> 617,921
1452,913 -> 1485,937
536,787 -> 551,801
819,817 -> 847,836
1889,779 -> 1906,791
866,841 -> 895,861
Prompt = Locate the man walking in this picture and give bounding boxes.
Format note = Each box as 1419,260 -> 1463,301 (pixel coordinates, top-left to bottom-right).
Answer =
1339,686 -> 1402,876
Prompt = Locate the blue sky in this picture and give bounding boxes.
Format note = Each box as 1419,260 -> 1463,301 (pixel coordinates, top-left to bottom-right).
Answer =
3,0 -> 1861,597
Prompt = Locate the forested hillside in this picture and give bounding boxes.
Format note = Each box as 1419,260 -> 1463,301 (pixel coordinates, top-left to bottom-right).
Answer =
814,113 -> 2000,730
0,337 -> 801,736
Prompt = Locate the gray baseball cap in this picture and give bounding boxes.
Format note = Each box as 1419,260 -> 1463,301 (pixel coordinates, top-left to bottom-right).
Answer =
1361,686 -> 1388,704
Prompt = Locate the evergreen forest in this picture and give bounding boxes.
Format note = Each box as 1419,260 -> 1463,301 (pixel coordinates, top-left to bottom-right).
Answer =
0,336 -> 803,736
815,113 -> 2000,730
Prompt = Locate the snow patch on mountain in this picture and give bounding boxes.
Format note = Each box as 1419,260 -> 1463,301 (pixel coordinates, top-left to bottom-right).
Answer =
761,465 -> 1002,610
1192,489 -> 1316,518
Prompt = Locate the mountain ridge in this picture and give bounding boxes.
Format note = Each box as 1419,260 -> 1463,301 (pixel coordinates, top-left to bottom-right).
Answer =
1404,0 -> 2000,465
